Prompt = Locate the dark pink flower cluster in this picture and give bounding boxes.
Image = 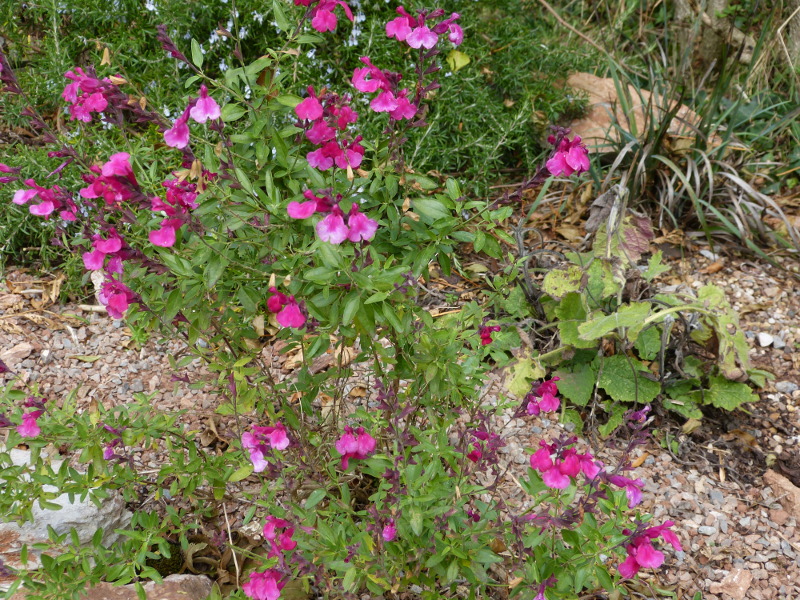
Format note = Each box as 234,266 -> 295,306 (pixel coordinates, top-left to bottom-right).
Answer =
267,287 -> 307,329
385,6 -> 463,48
382,519 -> 397,542
335,426 -> 376,469
294,87 -> 364,171
526,377 -> 560,415
243,570 -> 285,600
98,277 -> 138,319
465,429 -> 504,463
242,422 -> 291,472
79,152 -> 142,206
529,437 -> 602,490
263,516 -> 298,558
163,85 -> 221,150
294,0 -> 353,33
82,228 -> 127,273
62,67 -> 112,122
478,324 -> 500,346
102,424 -> 125,461
545,135 -> 590,177
148,176 -> 201,247
352,57 -> 417,120
618,521 -> 682,578
288,189 -> 377,245
14,396 -> 47,439
12,180 -> 77,220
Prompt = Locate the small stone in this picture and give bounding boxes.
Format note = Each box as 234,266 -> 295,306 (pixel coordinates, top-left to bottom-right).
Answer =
757,332 -> 774,347
709,490 -> 724,505
772,336 -> 786,349
131,379 -> 144,393
775,381 -> 799,394
698,526 -> 718,536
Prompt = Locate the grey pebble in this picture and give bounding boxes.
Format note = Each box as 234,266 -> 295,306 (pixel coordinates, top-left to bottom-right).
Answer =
709,490 -> 724,504
776,381 -> 799,394
131,379 -> 144,393
21,359 -> 35,368
112,320 -> 122,328
531,426 -> 542,434
773,336 -> 786,349
698,526 -> 717,536
757,332 -> 774,347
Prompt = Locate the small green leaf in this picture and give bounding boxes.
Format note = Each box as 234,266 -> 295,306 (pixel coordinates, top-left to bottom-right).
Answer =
597,354 -> 660,404
706,376 -> 758,410
342,293 -> 360,326
578,302 -> 652,342
413,197 -> 450,221
190,39 -> 203,68
553,360 -> 597,407
221,103 -> 247,122
506,351 -> 546,397
342,567 -> 357,591
634,325 -> 662,360
305,489 -> 327,509
228,464 -> 253,482
409,510 -> 423,536
272,0 -> 291,31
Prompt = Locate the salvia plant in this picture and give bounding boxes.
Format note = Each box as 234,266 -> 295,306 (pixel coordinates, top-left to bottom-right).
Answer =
0,2 -> 699,599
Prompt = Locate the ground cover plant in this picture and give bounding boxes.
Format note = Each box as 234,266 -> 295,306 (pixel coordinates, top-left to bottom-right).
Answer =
0,1 -> 783,599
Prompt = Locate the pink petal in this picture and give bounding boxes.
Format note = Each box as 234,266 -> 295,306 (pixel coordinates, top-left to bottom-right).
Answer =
276,301 -> 306,328
542,468 -> 571,489
83,249 -> 106,271
618,554 -> 640,579
406,26 -> 438,49
633,541 -> 664,569
316,213 -> 349,244
164,118 -> 190,148
386,16 -> 412,41
287,200 -> 318,219
13,189 -> 38,205
149,223 -> 178,247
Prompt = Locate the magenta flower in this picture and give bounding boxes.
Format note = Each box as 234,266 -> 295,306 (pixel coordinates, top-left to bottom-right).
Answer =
101,152 -> 134,178
98,277 -> 137,319
352,66 -> 382,93
305,120 -> 336,144
389,90 -> 417,120
189,84 -> 220,123
164,111 -> 190,149
546,135 -> 590,177
242,423 -> 291,472
406,25 -> 438,49
346,206 -> 378,242
447,23 -> 463,45
618,521 -> 682,579
316,207 -> 349,244
276,297 -> 306,328
526,377 -> 561,415
479,324 -> 501,346
608,474 -> 645,507
263,516 -> 297,557
382,519 -> 397,542
370,90 -> 399,113
11,181 -> 75,220
17,411 -> 43,438
242,569 -> 285,600
530,439 -> 598,489
266,287 -> 289,314
386,16 -> 413,41
149,218 -> 183,247
305,0 -> 353,33
287,199 -> 318,219
335,426 -> 376,469
83,229 -> 124,270
295,92 -> 324,121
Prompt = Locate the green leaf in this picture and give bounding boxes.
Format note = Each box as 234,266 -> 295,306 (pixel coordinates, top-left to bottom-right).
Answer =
190,39 -> 203,68
221,103 -> 247,122
554,292 -> 596,349
597,354 -> 660,404
553,360 -> 597,407
228,464 -> 253,482
413,197 -> 450,221
578,302 -> 652,342
342,567 -> 357,591
342,293 -> 360,326
541,265 -> 584,299
642,250 -> 671,281
445,178 -> 462,200
409,510 -> 423,536
446,49 -> 471,72
595,565 -> 615,591
305,488 -> 327,509
364,291 -> 389,305
706,376 -> 758,410
275,94 -> 303,107
506,351 -> 546,397
204,254 -> 229,289
446,559 -> 459,582
634,325 -> 662,360
272,0 -> 291,31
598,402 -> 627,436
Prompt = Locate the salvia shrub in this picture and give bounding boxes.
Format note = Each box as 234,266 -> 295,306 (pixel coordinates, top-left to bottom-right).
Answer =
0,3 -> 690,599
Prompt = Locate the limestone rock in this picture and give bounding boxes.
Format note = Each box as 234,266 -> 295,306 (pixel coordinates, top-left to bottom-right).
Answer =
708,568 -> 753,600
764,469 -> 800,520
565,73 -> 721,154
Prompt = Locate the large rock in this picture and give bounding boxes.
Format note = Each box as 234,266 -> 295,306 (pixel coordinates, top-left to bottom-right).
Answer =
764,469 -> 800,520
7,574 -> 214,600
565,72 -> 720,153
0,448 -> 132,591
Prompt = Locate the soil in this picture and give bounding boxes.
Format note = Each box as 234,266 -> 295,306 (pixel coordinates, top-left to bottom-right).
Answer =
1,243 -> 799,600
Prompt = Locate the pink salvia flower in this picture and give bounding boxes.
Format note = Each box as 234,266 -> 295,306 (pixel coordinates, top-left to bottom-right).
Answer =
346,206 -> 378,242
406,25 -> 438,49
546,135 -> 590,177
382,519 -> 397,542
98,277 -> 137,319
389,90 -> 417,120
276,297 -> 306,328
17,410 -> 43,438
352,66 -> 382,93
295,92 -> 324,121
189,84 -> 220,123
448,23 -> 464,45
287,200 -> 318,219
149,218 -> 183,247
618,521 -> 681,578
305,120 -> 337,145
242,423 -> 291,472
164,112 -> 190,149
370,90 -> 398,113
609,474 -> 645,507
335,426 -> 376,469
242,569 -> 285,600
316,207 -> 349,244
386,16 -> 412,41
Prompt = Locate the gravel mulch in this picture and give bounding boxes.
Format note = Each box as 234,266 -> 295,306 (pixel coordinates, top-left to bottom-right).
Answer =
1,246 -> 799,600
